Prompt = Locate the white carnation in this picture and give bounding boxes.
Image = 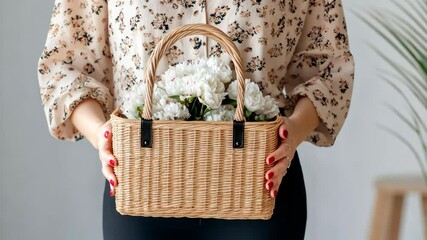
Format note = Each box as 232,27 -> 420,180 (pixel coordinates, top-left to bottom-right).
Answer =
206,57 -> 232,83
226,80 -> 238,100
256,95 -> 280,120
153,97 -> 191,120
227,79 -> 265,112
122,83 -> 189,120
123,57 -> 277,122
204,105 -> 235,121
159,56 -> 230,110
122,84 -> 147,119
244,80 -> 265,112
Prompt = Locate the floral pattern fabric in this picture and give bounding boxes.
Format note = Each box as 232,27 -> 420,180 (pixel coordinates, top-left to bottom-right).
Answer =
38,0 -> 354,146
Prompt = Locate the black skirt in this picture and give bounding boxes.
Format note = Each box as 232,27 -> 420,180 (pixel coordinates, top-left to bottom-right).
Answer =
102,152 -> 307,240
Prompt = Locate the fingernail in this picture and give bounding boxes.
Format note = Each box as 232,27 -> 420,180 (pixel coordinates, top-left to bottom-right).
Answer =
282,130 -> 288,139
109,159 -> 115,167
104,131 -> 110,139
267,172 -> 274,180
110,189 -> 114,197
267,182 -> 274,190
267,156 -> 275,165
273,190 -> 278,198
109,179 -> 115,187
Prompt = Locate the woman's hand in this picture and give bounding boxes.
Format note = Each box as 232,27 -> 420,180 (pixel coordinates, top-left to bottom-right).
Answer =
264,97 -> 321,198
70,98 -> 118,196
264,117 -> 300,198
96,120 -> 118,197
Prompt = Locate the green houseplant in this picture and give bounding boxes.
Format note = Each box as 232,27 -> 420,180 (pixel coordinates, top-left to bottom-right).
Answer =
358,0 -> 427,182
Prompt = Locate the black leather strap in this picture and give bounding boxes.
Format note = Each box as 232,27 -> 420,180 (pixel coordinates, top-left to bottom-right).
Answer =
233,120 -> 245,148
141,119 -> 153,148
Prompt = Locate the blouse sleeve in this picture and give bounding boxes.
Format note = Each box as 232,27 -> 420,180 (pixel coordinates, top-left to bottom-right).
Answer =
284,0 -> 355,147
37,0 -> 113,141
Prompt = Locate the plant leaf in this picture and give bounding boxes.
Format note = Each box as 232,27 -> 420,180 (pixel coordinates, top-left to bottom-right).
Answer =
372,12 -> 427,74
385,103 -> 419,134
381,76 -> 427,132
379,72 -> 427,110
379,125 -> 427,181
389,13 -> 427,52
374,52 -> 427,103
359,11 -> 416,67
392,0 -> 427,33
222,98 -> 238,107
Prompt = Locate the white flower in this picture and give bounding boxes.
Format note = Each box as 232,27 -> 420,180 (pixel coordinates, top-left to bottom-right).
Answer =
227,79 -> 265,112
206,57 -> 232,83
256,95 -> 280,120
204,105 -> 235,121
153,97 -> 191,120
122,84 -> 147,119
245,82 -> 265,112
122,83 -> 189,120
159,56 -> 230,110
227,79 -> 238,100
123,56 -> 277,122
200,90 -> 227,109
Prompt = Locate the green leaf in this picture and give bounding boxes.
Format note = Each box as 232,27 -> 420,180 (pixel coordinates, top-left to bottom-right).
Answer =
381,76 -> 427,132
379,124 -> 427,182
379,72 -> 427,110
169,95 -> 181,100
372,12 -> 426,74
383,65 -> 427,95
245,109 -> 252,118
188,96 -> 196,103
360,11 -> 415,67
389,13 -> 427,52
373,50 -> 427,103
392,0 -> 427,34
222,98 -> 238,107
385,103 -> 419,134
203,107 -> 212,116
416,0 -> 427,15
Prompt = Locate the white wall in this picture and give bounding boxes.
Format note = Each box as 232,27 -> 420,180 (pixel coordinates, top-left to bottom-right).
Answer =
0,0 -> 424,239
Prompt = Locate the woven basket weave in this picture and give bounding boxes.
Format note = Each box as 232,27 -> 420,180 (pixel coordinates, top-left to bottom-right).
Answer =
110,24 -> 284,220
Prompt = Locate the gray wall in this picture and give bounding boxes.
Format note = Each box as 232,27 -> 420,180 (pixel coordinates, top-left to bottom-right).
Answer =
0,0 -> 423,240
1,1 -> 104,239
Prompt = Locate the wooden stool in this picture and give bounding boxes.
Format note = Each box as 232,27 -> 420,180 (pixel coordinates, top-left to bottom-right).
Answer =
369,175 -> 427,240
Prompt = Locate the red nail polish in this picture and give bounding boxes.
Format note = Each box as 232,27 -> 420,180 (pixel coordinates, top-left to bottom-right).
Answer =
110,189 -> 114,197
273,190 -> 278,198
267,182 -> 274,190
109,160 -> 115,167
267,156 -> 275,164
283,130 -> 288,139
109,179 -> 115,187
104,131 -> 110,139
267,172 -> 274,180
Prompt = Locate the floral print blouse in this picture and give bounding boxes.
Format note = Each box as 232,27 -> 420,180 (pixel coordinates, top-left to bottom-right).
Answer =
38,0 -> 354,147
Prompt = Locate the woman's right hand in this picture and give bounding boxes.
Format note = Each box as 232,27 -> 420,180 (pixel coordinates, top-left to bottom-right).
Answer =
96,120 -> 118,197
69,98 -> 118,196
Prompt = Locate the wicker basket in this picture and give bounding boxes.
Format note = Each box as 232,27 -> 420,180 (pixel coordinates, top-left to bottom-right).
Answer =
110,24 -> 284,220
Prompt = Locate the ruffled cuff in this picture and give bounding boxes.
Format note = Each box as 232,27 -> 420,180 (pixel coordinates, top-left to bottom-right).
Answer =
42,74 -> 113,141
284,77 -> 337,147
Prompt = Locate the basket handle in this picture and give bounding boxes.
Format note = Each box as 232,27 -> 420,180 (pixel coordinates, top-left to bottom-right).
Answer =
140,24 -> 246,149
142,23 -> 245,122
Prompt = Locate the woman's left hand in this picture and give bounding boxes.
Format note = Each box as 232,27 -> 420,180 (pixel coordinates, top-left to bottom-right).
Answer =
264,117 -> 301,198
264,97 -> 321,198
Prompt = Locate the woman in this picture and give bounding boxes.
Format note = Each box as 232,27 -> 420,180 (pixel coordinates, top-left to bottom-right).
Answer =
38,0 -> 354,239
